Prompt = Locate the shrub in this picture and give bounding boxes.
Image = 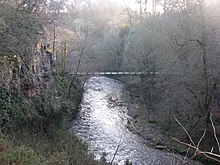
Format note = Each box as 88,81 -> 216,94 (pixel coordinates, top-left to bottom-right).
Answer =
0,87 -> 33,131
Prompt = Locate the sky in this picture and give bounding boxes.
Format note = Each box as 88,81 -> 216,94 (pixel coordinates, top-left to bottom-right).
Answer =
68,0 -> 219,13
89,0 -> 163,13
110,0 -> 138,8
88,0 -> 139,10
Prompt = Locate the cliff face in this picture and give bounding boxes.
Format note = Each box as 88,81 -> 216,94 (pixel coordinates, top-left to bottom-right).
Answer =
0,3 -> 57,97
22,43 -> 55,98
0,41 -> 56,98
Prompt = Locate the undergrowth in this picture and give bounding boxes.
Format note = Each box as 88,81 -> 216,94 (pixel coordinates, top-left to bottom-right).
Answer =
0,129 -> 106,165
0,74 -> 109,165
0,73 -> 134,165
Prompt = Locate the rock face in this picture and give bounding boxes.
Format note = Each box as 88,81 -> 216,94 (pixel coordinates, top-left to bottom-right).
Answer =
7,42 -> 56,98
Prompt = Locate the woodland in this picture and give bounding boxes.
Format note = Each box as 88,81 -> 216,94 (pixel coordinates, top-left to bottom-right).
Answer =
0,0 -> 220,164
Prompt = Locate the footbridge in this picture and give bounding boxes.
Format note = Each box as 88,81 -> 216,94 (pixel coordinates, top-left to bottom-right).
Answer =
70,71 -> 159,76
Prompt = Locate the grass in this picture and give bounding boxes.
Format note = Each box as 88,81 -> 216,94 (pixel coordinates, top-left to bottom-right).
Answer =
0,129 -> 108,165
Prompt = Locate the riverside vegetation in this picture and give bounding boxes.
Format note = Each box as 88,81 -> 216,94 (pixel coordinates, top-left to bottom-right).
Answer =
0,73 -> 102,165
0,2 -> 108,165
0,2 -> 132,164
1,0 -> 220,164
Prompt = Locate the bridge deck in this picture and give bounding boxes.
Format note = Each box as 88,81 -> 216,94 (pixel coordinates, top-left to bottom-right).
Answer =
71,72 -> 159,75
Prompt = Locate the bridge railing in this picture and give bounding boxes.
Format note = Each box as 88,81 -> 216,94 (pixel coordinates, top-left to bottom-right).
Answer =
71,71 -> 160,75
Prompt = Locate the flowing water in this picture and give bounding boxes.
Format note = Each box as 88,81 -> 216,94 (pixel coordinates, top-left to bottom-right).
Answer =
71,76 -> 197,165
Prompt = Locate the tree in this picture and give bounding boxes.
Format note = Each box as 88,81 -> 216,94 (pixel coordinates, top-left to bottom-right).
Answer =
48,0 -> 66,14
17,0 -> 48,13
122,0 -> 220,141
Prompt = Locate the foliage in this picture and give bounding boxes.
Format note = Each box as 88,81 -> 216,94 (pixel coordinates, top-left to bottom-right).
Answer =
0,73 -> 82,132
0,87 -> 32,131
0,4 -> 43,58
2,145 -> 39,165
0,132 -> 39,165
0,1 -> 117,165
48,0 -> 67,14
0,129 -> 108,165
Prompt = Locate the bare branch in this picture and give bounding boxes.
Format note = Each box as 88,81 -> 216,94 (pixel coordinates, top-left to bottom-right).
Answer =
110,135 -> 123,165
174,117 -> 196,146
172,137 -> 220,163
210,113 -> 220,154
196,129 -> 206,150
183,147 -> 191,163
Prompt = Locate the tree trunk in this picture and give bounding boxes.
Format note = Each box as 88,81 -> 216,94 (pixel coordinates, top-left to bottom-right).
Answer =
199,0 -> 211,124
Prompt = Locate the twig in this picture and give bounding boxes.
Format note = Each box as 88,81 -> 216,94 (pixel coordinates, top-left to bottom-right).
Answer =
196,129 -> 206,151
172,137 -> 220,163
202,151 -> 220,159
183,146 -> 191,163
174,117 -> 195,146
172,118 -> 220,163
183,147 -> 190,164
110,136 -> 123,165
210,113 -> 220,154
200,152 -> 220,163
170,152 -> 184,163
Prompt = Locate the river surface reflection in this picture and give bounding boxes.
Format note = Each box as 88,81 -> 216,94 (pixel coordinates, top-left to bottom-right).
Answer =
71,76 -> 194,165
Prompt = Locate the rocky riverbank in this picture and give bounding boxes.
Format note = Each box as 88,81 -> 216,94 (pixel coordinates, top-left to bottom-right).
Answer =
122,87 -> 176,151
121,82 -> 206,164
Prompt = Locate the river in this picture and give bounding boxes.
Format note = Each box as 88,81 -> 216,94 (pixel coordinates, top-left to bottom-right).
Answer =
71,76 -> 198,165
